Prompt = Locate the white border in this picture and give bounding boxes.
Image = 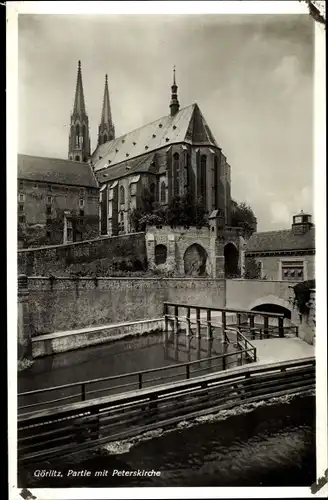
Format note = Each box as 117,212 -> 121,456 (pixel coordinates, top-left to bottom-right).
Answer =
7,1 -> 327,499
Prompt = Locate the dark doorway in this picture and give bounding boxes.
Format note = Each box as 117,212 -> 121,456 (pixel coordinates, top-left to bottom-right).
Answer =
155,244 -> 167,265
224,243 -> 240,278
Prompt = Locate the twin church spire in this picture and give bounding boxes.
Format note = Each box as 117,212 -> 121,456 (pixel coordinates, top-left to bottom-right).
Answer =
68,62 -> 180,162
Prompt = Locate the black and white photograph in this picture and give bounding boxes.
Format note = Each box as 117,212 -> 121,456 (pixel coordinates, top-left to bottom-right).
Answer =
7,1 -> 327,498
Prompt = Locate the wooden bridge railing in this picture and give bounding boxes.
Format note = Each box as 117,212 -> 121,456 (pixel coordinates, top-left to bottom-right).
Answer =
163,302 -> 288,339
18,356 -> 315,466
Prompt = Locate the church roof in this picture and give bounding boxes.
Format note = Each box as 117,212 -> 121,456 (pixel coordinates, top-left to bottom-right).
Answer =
245,227 -> 315,254
92,103 -> 219,173
17,154 -> 99,188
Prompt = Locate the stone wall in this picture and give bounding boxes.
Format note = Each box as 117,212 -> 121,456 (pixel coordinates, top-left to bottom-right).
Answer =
244,254 -> 315,281
225,278 -> 298,311
26,277 -> 225,335
291,289 -> 316,346
18,233 -> 146,276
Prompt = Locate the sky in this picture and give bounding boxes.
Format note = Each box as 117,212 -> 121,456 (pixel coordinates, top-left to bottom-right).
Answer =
18,13 -> 315,231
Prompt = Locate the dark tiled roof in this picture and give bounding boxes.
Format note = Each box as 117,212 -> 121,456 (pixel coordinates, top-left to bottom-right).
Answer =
91,102 -> 219,172
18,154 -> 99,188
97,152 -> 156,183
246,227 -> 315,253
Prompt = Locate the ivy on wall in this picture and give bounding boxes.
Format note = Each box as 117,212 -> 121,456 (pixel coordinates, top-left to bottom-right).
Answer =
292,279 -> 315,316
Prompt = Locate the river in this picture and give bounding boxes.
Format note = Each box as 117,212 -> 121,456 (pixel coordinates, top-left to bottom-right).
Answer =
18,393 -> 315,488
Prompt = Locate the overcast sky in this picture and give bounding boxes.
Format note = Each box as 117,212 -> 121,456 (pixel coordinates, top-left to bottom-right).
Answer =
18,13 -> 314,231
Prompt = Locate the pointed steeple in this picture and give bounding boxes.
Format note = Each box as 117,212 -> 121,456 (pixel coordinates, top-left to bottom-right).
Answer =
170,65 -> 180,117
73,60 -> 86,115
98,74 -> 115,146
68,61 -> 91,163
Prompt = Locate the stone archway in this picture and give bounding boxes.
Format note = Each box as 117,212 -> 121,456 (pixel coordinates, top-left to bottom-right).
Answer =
183,243 -> 207,277
251,303 -> 292,320
224,242 -> 240,278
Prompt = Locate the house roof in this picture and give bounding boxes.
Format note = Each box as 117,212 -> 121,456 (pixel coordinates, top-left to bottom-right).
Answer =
245,227 -> 315,254
17,154 -> 99,188
91,102 -> 219,173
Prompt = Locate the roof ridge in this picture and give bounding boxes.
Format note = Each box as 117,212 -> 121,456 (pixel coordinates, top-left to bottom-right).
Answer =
95,103 -> 196,153
18,153 -> 90,166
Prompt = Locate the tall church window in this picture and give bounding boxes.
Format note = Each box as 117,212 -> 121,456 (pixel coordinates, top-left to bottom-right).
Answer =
213,155 -> 218,209
200,155 -> 207,206
82,124 -> 86,147
150,183 -> 156,203
173,152 -> 180,196
185,153 -> 191,189
160,181 -> 166,203
75,124 -> 80,147
120,185 -> 125,205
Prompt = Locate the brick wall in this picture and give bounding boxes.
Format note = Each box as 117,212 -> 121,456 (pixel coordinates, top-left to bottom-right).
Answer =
26,277 -> 225,335
18,233 -> 146,276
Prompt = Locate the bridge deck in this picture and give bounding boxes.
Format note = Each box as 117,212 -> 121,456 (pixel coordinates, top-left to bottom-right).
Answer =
252,337 -> 314,364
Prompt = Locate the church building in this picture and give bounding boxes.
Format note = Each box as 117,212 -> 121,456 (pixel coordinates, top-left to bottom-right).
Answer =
18,61 -> 234,247
89,66 -> 233,236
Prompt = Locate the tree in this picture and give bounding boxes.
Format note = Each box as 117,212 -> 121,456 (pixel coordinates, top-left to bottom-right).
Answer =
231,200 -> 257,234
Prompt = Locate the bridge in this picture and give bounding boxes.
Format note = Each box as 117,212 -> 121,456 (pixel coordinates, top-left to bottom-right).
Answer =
226,278 -> 299,318
18,300 -> 315,466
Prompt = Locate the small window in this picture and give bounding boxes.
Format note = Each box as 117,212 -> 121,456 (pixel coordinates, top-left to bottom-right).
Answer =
48,185 -> 52,192
19,194 -> 24,202
19,215 -> 25,223
47,196 -> 52,204
46,206 -> 52,215
79,198 -> 85,207
79,209 -> 85,217
19,204 -> 24,212
19,181 -> 23,189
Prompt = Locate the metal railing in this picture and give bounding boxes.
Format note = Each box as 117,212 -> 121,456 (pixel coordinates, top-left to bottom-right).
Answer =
18,345 -> 254,416
18,356 -> 315,466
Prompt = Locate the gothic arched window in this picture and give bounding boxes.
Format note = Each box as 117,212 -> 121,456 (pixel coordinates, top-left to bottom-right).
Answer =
150,183 -> 156,203
76,124 -> 80,147
82,124 -> 86,146
160,181 -> 166,203
213,155 -> 218,209
173,152 -> 180,196
200,155 -> 207,206
120,185 -> 125,205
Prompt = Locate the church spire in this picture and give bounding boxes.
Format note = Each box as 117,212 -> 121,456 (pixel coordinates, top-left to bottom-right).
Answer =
170,65 -> 180,117
98,74 -> 115,145
73,60 -> 86,115
68,60 -> 91,163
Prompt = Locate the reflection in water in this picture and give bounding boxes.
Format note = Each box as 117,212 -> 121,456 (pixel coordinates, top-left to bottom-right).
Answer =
19,394 -> 315,488
18,328 -> 239,396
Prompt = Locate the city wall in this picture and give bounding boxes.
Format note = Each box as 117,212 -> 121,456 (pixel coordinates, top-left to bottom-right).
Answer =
27,277 -> 225,336
17,232 -> 147,276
